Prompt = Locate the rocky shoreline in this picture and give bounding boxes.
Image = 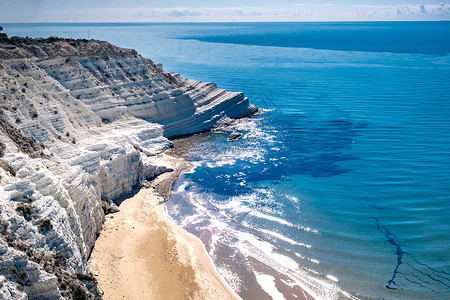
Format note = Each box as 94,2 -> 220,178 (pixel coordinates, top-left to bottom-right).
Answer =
0,33 -> 256,299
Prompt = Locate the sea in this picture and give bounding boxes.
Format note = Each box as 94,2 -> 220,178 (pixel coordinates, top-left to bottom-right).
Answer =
4,22 -> 450,300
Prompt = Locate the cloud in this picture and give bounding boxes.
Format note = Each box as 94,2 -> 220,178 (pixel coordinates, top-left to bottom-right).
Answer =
348,3 -> 450,20
169,9 -> 203,17
0,1 -> 449,22
398,4 -> 450,17
420,5 -> 427,14
232,10 -> 244,16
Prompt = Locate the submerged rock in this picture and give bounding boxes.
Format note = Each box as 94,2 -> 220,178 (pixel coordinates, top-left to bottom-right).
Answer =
228,132 -> 243,141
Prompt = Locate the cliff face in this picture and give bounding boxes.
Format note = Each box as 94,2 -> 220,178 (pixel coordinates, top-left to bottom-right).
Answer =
0,36 -> 257,299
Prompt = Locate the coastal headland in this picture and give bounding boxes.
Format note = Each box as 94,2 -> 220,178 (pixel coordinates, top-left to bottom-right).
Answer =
0,33 -> 256,299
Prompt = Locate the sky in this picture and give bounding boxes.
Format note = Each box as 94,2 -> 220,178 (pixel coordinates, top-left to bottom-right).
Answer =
1,0 -> 450,22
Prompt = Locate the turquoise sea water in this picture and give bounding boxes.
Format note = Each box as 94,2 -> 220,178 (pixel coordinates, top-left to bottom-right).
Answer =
4,22 -> 450,299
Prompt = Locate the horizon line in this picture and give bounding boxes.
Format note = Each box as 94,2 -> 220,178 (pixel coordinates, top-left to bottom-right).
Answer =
3,20 -> 450,25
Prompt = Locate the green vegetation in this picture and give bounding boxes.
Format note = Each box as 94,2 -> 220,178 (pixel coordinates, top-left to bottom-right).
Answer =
38,218 -> 53,233
0,141 -> 5,156
0,25 -> 7,39
16,203 -> 33,221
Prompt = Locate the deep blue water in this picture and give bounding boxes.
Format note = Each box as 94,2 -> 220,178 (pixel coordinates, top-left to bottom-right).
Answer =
4,22 -> 450,299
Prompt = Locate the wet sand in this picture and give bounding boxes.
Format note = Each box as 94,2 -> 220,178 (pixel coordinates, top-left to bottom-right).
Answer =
88,154 -> 240,300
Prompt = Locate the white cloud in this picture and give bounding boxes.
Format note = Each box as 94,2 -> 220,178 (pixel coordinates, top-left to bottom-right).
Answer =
348,3 -> 450,20
169,9 -> 203,17
0,1 -> 449,22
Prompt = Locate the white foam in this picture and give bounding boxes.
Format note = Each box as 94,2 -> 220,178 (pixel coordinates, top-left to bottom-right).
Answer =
294,252 -> 320,264
200,145 -> 264,167
255,273 -> 286,300
240,232 -> 276,254
260,228 -> 312,249
280,278 -> 297,288
285,194 -> 299,203
326,274 -> 339,282
214,195 -> 254,214
235,231 -> 346,299
216,265 -> 243,293
250,211 -> 294,227
341,290 -> 358,299
239,233 -> 299,271
271,253 -> 300,271
298,225 -> 320,235
206,159 -> 236,168
175,181 -> 190,193
169,203 -> 181,216
168,178 -> 346,300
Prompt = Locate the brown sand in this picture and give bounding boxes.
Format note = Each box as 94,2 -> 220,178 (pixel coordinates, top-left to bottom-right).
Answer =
88,154 -> 240,300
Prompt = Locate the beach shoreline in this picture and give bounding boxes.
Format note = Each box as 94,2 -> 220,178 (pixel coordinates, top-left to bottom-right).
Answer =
88,153 -> 240,300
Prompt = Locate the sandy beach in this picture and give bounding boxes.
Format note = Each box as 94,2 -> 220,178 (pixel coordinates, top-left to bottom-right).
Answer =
88,154 -> 240,300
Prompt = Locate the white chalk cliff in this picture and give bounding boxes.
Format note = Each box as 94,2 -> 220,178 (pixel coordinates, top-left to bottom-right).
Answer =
0,36 -> 257,299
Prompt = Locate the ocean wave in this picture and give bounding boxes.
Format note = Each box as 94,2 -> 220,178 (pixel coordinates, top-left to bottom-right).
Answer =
250,211 -> 294,227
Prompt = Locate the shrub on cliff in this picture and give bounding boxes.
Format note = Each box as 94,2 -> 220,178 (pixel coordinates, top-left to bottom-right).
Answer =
0,159 -> 16,176
17,270 -> 31,286
47,36 -> 61,43
38,218 -> 53,233
0,26 -> 8,39
16,203 -> 33,221
0,140 -> 5,156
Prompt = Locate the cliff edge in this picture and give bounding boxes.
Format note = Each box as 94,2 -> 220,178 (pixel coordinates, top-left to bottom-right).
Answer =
0,34 -> 256,299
